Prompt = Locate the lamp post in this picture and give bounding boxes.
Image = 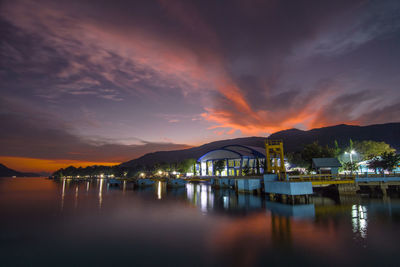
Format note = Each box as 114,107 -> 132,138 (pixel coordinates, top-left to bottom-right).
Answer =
345,150 -> 356,175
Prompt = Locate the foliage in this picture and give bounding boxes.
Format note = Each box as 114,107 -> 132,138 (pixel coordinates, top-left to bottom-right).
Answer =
353,140 -> 395,161
301,142 -> 335,169
349,139 -> 354,151
342,161 -> 359,172
176,158 -> 197,174
380,152 -> 400,172
52,165 -> 129,178
333,140 -> 342,157
255,157 -> 260,175
368,158 -> 384,173
214,160 -> 225,176
52,157 -> 200,178
368,152 -> 400,172
243,164 -> 250,176
286,152 -> 308,168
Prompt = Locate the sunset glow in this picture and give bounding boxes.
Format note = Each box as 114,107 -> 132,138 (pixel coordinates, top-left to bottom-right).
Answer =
0,157 -> 118,173
1,0 -> 400,172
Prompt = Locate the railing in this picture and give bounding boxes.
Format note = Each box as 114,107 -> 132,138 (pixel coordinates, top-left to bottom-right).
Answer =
356,172 -> 400,178
288,174 -> 355,183
265,139 -> 283,146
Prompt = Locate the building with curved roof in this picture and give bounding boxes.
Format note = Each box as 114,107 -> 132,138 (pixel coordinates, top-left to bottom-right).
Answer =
197,145 -> 266,176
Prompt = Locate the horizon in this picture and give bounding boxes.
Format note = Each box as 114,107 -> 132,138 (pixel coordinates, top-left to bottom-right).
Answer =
1,0 -> 400,172
2,121 -> 399,173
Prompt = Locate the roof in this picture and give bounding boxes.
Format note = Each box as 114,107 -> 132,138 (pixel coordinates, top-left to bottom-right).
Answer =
198,145 -> 266,162
312,158 -> 342,168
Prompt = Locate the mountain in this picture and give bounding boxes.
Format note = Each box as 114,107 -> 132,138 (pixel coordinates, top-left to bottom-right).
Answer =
0,164 -> 40,177
269,123 -> 400,152
121,137 -> 265,167
121,122 -> 400,167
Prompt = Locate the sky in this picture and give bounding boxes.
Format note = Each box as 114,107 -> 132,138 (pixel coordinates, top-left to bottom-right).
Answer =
1,0 -> 400,173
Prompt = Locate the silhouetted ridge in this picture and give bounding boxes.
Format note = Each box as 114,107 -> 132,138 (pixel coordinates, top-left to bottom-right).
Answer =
121,122 -> 400,167
0,164 -> 40,177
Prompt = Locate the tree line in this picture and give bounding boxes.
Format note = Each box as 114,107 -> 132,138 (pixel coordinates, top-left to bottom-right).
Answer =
52,139 -> 399,178
52,158 -> 198,178
286,139 -> 399,173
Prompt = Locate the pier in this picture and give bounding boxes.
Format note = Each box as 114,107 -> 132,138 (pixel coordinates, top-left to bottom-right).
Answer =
57,171 -> 400,204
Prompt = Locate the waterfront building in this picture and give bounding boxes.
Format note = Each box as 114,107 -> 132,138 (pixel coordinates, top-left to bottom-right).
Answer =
312,158 -> 342,174
197,145 -> 266,176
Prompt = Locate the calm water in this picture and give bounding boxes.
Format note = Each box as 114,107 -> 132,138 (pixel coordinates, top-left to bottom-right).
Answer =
1,178 -> 400,266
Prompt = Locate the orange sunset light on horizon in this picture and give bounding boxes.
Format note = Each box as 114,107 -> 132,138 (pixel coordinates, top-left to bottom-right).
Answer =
0,156 -> 119,173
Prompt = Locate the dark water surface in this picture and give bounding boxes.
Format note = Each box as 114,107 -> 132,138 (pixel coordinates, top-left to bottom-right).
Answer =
1,178 -> 400,266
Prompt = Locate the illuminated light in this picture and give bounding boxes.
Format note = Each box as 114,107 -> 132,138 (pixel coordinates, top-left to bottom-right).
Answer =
61,178 -> 66,211
140,172 -> 145,178
77,175 -> 80,178
172,171 -> 177,175
74,186 -> 79,209
351,205 -> 368,239
99,179 -> 103,209
176,174 -> 180,178
100,173 -> 104,178
186,183 -> 194,202
223,196 -> 229,209
200,184 -> 208,213
157,181 -> 162,200
158,170 -> 163,175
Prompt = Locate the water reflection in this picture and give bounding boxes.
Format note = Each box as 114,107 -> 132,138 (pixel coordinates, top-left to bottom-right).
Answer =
98,178 -> 103,209
74,186 -> 79,209
186,183 -> 214,212
266,201 -> 315,219
2,178 -> 400,266
61,178 -> 66,211
53,179 -> 398,251
352,205 -> 368,239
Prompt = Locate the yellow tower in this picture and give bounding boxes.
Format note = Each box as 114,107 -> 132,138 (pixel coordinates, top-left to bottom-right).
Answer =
265,139 -> 286,180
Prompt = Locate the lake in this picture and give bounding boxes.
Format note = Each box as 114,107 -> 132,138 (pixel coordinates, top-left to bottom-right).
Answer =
1,178 -> 399,266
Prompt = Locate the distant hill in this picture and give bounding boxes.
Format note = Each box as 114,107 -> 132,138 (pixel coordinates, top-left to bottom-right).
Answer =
121,122 -> 400,167
121,137 -> 265,168
0,164 -> 40,177
269,123 -> 400,152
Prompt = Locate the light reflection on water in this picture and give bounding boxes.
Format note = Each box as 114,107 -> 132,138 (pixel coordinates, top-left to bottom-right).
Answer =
352,205 -> 368,239
1,178 -> 400,266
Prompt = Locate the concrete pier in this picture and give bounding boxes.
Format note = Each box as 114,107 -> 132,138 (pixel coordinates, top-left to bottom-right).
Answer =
136,179 -> 156,186
167,179 -> 187,187
236,179 -> 262,193
211,178 -> 235,188
337,183 -> 359,194
264,174 -> 313,196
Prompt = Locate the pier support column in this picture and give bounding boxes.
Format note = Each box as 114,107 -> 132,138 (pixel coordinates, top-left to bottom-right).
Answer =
337,183 -> 359,195
381,183 -> 388,196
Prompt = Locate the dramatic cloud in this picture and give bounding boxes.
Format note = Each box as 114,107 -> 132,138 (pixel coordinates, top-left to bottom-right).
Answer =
0,97 -> 189,163
0,0 -> 399,171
